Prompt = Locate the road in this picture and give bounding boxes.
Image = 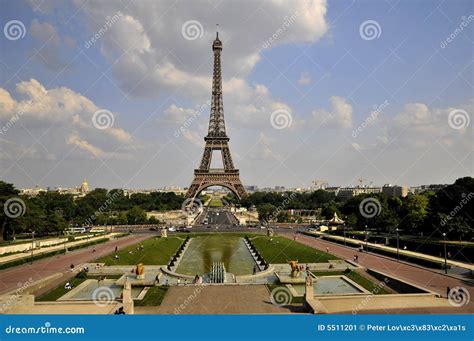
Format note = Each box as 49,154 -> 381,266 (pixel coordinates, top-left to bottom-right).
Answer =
194,207 -> 238,228
0,234 -> 151,295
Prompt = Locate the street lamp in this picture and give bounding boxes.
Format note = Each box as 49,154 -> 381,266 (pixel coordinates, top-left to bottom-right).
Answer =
30,230 -> 35,264
443,232 -> 448,274
396,228 -> 400,261
365,225 -> 368,252
343,223 -> 346,247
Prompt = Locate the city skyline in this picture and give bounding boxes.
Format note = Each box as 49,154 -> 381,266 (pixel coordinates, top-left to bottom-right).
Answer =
0,0 -> 472,190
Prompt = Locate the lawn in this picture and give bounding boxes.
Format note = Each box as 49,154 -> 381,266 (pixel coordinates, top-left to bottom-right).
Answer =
135,286 -> 168,306
251,235 -> 337,264
36,274 -> 123,301
209,198 -> 223,207
94,236 -> 183,265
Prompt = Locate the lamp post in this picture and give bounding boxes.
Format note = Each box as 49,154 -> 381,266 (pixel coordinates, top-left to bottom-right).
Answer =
30,230 -> 35,264
396,228 -> 400,261
365,225 -> 368,252
443,233 -> 448,274
343,224 -> 346,246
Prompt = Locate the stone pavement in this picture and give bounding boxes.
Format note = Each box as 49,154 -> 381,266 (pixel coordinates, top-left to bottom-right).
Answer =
0,233 -> 120,265
0,234 -> 151,295
280,233 -> 474,313
308,231 -> 473,270
138,285 -> 301,314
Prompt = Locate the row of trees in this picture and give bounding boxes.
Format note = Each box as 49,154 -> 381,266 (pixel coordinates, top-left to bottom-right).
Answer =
234,177 -> 473,240
0,183 -> 185,240
1,177 -> 472,240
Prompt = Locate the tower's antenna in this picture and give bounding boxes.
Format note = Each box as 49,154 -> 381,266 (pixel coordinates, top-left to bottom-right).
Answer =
216,23 -> 219,38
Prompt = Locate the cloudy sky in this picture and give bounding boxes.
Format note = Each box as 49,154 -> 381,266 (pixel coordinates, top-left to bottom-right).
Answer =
0,0 -> 472,190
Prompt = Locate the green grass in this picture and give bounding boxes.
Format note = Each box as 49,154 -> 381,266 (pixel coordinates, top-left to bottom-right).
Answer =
94,236 -> 183,265
251,235 -> 337,263
135,286 -> 168,306
36,273 -> 123,302
345,271 -> 391,294
36,273 -> 88,301
208,198 -> 223,207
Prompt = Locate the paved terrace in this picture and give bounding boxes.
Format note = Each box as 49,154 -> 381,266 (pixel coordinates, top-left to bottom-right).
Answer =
308,231 -> 473,271
280,232 -> 473,313
0,233 -> 121,265
0,234 -> 151,295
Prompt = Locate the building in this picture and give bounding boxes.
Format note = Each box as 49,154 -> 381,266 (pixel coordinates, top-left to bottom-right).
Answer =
336,186 -> 381,200
382,184 -> 409,197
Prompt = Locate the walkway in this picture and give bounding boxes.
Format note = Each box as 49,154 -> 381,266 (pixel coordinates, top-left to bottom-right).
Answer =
280,233 -> 474,313
0,234 -> 150,295
138,285 -> 300,314
0,233 -> 120,265
311,231 -> 473,270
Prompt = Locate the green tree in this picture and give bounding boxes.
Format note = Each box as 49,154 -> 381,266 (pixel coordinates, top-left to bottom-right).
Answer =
126,206 -> 147,225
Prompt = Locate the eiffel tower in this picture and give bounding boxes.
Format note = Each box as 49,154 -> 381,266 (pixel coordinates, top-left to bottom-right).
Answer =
186,32 -> 247,200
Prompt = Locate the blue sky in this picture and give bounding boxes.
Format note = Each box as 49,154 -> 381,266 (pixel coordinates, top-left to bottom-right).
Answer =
0,0 -> 472,190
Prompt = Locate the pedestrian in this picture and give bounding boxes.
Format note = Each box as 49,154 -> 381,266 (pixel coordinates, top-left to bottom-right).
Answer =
70,263 -> 74,271
447,286 -> 451,299
253,265 -> 257,275
115,246 -> 118,252
92,247 -> 96,253
353,255 -> 357,262
326,247 -> 329,253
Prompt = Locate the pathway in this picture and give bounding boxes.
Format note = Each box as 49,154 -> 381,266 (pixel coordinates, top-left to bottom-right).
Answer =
279,232 -> 474,313
138,285 -> 300,314
0,234 -> 151,295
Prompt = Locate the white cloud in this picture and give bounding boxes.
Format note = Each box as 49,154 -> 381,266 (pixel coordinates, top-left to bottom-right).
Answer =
0,79 -> 135,160
312,96 -> 353,129
74,1 -> 328,101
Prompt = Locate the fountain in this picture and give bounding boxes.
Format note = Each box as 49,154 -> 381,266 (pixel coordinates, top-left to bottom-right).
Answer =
209,262 -> 226,283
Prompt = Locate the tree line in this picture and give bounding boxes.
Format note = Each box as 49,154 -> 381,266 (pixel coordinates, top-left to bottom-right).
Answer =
0,184 -> 185,240
231,177 -> 473,240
